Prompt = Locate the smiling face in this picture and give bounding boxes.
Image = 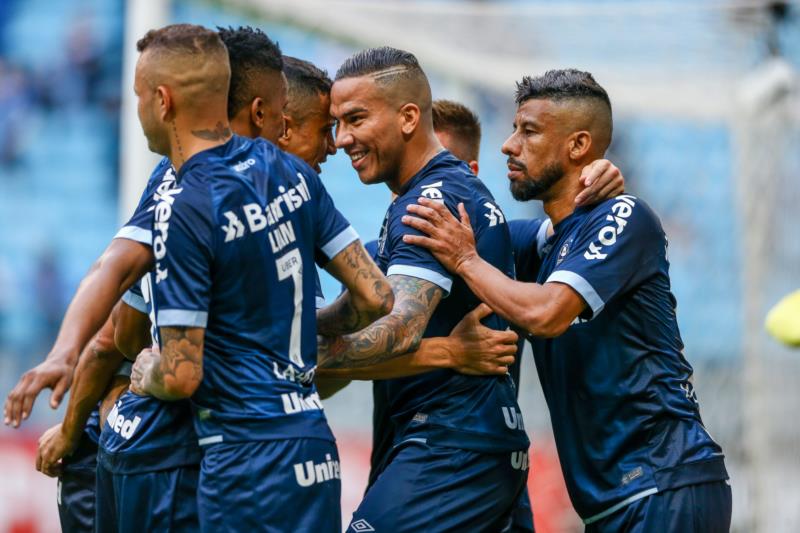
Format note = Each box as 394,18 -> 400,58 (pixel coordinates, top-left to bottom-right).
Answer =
330,76 -> 406,186
501,98 -> 567,201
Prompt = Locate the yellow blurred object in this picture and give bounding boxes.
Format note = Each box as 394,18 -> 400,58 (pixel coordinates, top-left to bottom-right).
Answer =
765,289 -> 800,347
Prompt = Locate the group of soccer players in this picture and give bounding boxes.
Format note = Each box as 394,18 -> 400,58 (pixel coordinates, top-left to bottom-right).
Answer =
3,21 -> 733,533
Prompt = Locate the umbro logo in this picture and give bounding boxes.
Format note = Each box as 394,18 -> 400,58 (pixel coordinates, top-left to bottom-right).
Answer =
350,519 -> 375,532
483,201 -> 505,227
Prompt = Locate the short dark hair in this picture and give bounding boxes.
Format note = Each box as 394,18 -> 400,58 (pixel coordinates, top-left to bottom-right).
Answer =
432,99 -> 481,162
217,26 -> 283,118
335,46 -> 421,82
137,23 -> 223,56
515,69 -> 611,112
516,69 -> 613,152
335,46 -> 431,114
285,56 -> 331,95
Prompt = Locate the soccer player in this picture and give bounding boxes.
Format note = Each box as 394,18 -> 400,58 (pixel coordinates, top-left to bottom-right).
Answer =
322,46 -> 529,532
402,69 -> 731,532
127,24 -> 393,533
278,55 -> 337,173
35,25 -> 299,533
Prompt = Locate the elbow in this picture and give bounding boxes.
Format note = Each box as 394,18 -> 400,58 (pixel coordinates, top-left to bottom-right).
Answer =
521,307 -> 571,339
92,330 -> 122,361
357,279 -> 395,322
163,372 -> 202,400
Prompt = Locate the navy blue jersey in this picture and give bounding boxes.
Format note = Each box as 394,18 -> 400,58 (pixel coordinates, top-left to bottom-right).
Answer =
373,151 -> 528,453
152,135 -> 356,445
529,195 -> 727,522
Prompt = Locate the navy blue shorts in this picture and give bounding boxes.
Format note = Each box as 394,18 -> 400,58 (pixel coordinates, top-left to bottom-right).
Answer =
95,463 -> 199,533
585,480 -> 732,533
57,432 -> 97,533
198,438 -> 341,533
349,440 -> 528,532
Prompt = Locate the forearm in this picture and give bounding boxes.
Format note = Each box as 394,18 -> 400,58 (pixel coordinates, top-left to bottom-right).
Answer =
133,327 -> 204,401
60,337 -> 124,442
51,242 -> 150,364
316,337 -> 452,380
317,290 -> 378,337
456,255 -> 561,335
318,240 -> 394,337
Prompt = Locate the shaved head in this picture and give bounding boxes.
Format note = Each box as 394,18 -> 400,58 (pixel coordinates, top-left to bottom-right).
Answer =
335,46 -> 432,116
136,24 -> 230,112
134,24 -> 231,156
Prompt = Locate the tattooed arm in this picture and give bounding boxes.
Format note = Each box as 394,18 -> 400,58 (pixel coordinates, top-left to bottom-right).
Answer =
317,275 -> 442,370
130,327 -> 204,401
317,240 -> 394,337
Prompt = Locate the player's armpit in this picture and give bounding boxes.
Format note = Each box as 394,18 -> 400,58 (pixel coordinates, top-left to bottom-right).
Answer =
131,327 -> 204,401
317,275 -> 443,370
318,239 -> 394,336
115,302 -> 152,360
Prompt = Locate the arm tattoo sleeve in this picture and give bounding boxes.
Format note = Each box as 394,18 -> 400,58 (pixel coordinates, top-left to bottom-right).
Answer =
318,275 -> 442,369
149,326 -> 204,400
317,240 -> 394,336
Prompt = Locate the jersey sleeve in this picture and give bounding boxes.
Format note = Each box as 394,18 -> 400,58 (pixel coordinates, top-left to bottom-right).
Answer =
301,168 -> 359,263
547,196 -> 665,318
152,176 -> 215,329
121,281 -> 148,314
114,158 -> 172,245
385,189 -> 454,294
509,217 -> 550,282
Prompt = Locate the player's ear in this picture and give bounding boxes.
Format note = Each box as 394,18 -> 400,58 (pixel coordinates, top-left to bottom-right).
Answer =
469,160 -> 479,175
399,102 -> 421,136
567,131 -> 592,161
277,114 -> 293,150
156,85 -> 172,122
250,97 -> 264,130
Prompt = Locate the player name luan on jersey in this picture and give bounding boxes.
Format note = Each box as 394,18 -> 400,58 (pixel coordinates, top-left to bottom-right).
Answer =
105,402 -> 142,440
293,454 -> 341,488
222,172 -> 312,255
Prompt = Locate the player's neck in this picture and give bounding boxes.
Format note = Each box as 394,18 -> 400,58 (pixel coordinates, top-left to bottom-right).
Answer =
167,115 -> 233,173
542,170 -> 583,226
387,134 -> 444,195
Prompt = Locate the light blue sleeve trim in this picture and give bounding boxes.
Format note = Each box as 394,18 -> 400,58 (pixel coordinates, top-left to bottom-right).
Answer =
156,309 -> 208,328
320,226 -> 359,260
387,264 -> 453,295
114,226 -> 151,245
121,289 -> 148,314
115,361 -> 133,378
315,296 -> 326,309
535,219 -> 552,258
546,270 -> 605,316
